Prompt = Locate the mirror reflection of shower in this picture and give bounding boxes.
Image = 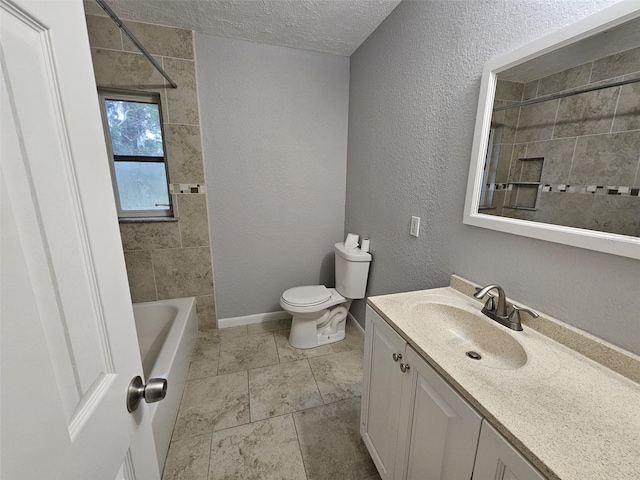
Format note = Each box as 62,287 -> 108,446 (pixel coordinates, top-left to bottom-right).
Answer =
478,19 -> 640,237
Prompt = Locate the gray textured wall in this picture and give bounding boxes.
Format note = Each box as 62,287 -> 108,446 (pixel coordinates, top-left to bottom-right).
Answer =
195,34 -> 350,319
346,0 -> 640,355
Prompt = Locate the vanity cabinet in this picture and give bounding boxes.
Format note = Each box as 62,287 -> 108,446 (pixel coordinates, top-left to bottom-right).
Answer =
361,306 -> 482,480
473,422 -> 545,480
362,305 -> 546,480
361,305 -> 409,478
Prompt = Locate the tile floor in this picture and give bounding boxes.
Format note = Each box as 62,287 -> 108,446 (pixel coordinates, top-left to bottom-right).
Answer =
163,319 -> 381,480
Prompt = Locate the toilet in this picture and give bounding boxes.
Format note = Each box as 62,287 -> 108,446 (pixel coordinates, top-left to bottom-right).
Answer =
280,242 -> 372,349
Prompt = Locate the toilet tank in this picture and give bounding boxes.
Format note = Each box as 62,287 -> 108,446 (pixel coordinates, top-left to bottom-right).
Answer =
334,242 -> 372,299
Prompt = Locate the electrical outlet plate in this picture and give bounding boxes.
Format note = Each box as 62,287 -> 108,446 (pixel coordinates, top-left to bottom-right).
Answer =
410,216 -> 420,237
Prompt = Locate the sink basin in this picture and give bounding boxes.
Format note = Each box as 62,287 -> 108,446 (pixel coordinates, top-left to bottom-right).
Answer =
405,299 -> 528,370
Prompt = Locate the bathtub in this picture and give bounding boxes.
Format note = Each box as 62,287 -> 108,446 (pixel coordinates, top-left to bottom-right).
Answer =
132,297 -> 197,472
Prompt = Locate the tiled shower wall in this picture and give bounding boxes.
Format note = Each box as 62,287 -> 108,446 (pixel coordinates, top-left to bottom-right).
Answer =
85,15 -> 217,329
487,46 -> 640,236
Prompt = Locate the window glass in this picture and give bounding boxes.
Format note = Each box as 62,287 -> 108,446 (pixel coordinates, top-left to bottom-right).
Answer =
113,161 -> 170,211
100,92 -> 172,218
105,99 -> 164,157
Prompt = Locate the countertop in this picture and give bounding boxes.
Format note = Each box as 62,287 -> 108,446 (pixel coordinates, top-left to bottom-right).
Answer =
367,286 -> 640,480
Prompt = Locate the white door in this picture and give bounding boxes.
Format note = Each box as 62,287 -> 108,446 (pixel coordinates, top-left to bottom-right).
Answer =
1,0 -> 159,478
361,306 -> 407,480
395,347 -> 482,480
473,422 -> 545,480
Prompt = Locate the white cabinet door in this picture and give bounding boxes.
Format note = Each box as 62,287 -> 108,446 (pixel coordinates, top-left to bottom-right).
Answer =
1,0 -> 158,478
473,421 -> 546,480
362,306 -> 408,480
395,347 -> 482,480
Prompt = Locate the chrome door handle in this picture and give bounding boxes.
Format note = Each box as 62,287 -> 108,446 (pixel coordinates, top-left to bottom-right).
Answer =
392,352 -> 402,362
400,363 -> 410,373
127,376 -> 168,413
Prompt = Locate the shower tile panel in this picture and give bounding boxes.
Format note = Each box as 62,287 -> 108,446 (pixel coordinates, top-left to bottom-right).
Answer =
553,87 -> 620,138
85,15 -> 122,50
177,194 -> 210,247
164,58 -> 200,125
537,63 -> 592,97
123,250 -> 156,303
514,100 -> 558,143
590,46 -> 640,82
612,81 -> 640,132
120,221 -> 181,251
571,131 -> 640,185
152,247 -> 214,300
86,14 -> 217,321
164,124 -> 205,184
121,22 -> 194,59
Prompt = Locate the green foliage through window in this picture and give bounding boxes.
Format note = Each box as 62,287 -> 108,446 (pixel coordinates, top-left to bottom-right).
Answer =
105,99 -> 164,157
101,93 -> 172,217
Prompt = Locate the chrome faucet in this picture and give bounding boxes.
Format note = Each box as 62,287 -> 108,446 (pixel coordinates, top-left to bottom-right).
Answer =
473,284 -> 539,331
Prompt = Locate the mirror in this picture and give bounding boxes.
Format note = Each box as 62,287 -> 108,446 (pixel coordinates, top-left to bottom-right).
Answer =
464,2 -> 640,259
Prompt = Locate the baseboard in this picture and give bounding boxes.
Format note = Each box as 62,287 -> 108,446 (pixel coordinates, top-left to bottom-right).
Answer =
218,310 -> 290,329
220,309 -> 363,334
347,312 -> 365,337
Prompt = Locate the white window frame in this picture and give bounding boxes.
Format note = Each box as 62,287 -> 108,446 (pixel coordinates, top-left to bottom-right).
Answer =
98,89 -> 173,219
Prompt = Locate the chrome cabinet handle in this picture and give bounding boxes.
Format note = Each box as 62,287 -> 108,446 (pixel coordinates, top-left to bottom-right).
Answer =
400,363 -> 410,373
127,376 -> 168,413
392,352 -> 402,362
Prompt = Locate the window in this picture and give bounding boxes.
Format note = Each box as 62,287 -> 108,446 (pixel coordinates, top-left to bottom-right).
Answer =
98,90 -> 172,219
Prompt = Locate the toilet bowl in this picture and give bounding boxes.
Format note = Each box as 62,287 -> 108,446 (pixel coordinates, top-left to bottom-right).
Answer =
280,242 -> 372,349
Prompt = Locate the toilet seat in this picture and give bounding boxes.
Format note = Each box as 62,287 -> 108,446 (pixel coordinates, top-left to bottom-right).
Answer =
280,286 -> 346,314
281,285 -> 331,307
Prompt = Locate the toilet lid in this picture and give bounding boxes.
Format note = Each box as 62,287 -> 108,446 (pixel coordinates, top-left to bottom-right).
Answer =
282,286 -> 331,307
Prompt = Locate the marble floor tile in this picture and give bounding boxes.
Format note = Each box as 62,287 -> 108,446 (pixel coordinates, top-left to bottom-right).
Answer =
274,330 -> 335,363
331,322 -> 365,353
187,330 -> 220,381
162,434 -> 211,480
247,318 -> 292,335
215,325 -> 248,338
293,397 -> 377,480
308,350 -> 363,403
249,360 -> 323,422
208,414 -> 307,480
218,333 -> 279,374
172,371 -> 249,441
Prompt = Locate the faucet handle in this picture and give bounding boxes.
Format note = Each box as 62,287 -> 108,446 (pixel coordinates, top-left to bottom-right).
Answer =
475,287 -> 496,311
508,304 -> 539,324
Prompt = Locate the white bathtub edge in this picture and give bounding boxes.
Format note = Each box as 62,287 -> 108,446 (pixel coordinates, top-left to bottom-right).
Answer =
133,297 -> 197,475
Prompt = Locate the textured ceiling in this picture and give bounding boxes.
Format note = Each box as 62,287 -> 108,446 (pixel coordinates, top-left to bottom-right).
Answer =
84,0 -> 403,56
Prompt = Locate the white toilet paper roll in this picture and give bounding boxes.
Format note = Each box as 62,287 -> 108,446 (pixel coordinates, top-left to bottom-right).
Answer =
344,233 -> 360,248
361,239 -> 370,253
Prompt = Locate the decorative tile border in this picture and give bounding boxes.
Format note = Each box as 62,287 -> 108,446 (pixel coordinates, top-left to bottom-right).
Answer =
450,274 -> 640,384
487,183 -> 640,196
169,183 -> 205,194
